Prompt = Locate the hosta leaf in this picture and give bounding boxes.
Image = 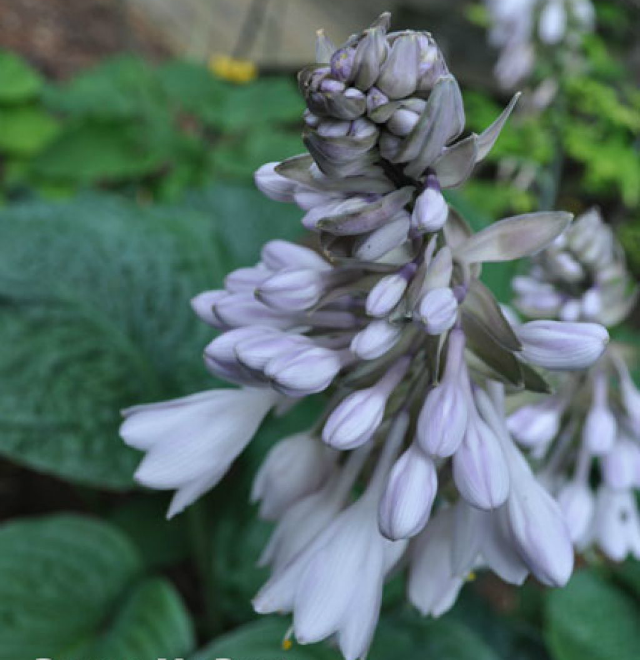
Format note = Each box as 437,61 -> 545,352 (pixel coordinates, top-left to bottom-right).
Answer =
0,514 -> 194,660
545,569 -> 640,660
0,195 -> 225,488
192,618 -> 340,660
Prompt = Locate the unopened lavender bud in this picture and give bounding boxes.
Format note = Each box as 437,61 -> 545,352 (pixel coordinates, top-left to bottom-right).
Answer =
508,472 -> 574,586
254,162 -> 299,203
322,358 -> 409,449
261,240 -> 329,272
350,319 -> 403,360
303,109 -> 321,127
557,481 -> 595,544
191,290 -> 227,327
516,321 -> 609,371
353,210 -> 411,261
378,444 -> 437,540
205,326 -> 274,372
252,432 -> 335,520
453,409 -> 510,510
581,288 -> 602,319
257,268 -> 326,311
266,345 -> 344,397
366,268 -> 413,318
316,119 -> 351,137
376,34 -> 419,99
411,177 -> 448,234
320,78 -> 345,94
330,46 -> 356,81
601,439 -> 640,490
417,287 -> 458,335
417,329 -> 468,457
366,87 -> 389,115
225,265 -> 269,293
583,372 -> 617,455
213,292 -> 293,329
235,331 -> 310,373
507,398 -> 563,447
351,25 -> 388,89
559,299 -> 582,322
378,130 -> 402,160
387,108 -> 420,137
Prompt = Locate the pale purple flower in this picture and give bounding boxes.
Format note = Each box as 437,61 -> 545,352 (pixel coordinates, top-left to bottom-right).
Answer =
251,432 -> 336,520
120,388 -> 279,518
378,444 -> 437,540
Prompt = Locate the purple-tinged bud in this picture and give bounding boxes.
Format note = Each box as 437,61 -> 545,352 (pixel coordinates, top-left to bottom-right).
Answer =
378,130 -> 402,160
583,372 -> 617,456
551,252 -> 584,282
350,319 -> 403,360
265,345 -> 345,397
303,109 -> 321,127
257,268 -> 326,311
417,287 -> 458,335
366,268 -> 413,318
378,444 -> 438,540
254,162 -> 299,202
191,290 -> 227,328
366,87 -> 389,116
416,35 -> 443,89
559,299 -> 581,322
581,288 -> 602,319
507,397 -> 564,447
320,78 -> 345,93
322,358 -> 410,449
316,119 -> 351,137
453,408 -> 510,510
601,438 -> 640,490
353,210 -> 411,261
593,487 -> 640,561
252,432 -> 335,520
351,25 -> 388,90
557,481 -> 595,544
330,46 -> 356,81
507,472 -> 574,586
417,329 -> 468,457
235,331 -> 310,373
261,240 -> 330,272
213,292 -> 295,329
376,34 -> 419,99
387,108 -> 420,137
224,265 -> 270,293
204,326 -> 276,376
411,177 -> 448,234
516,321 -> 609,371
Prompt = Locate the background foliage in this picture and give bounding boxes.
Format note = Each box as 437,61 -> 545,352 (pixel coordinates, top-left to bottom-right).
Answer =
1,2 -> 639,657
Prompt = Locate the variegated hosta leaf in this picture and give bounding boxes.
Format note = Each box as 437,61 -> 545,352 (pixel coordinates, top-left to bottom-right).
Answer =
453,211 -> 573,264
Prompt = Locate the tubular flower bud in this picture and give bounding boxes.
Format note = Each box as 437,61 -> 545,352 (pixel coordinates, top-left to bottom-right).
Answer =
411,175 -> 448,234
417,287 -> 459,335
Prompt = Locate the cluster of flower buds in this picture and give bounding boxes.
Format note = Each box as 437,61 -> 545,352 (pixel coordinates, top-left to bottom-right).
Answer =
485,0 -> 595,88
508,209 -> 640,563
120,14 -> 612,660
513,209 -> 637,327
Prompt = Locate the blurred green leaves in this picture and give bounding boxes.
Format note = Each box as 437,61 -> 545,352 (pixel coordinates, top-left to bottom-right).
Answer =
0,514 -> 194,660
545,569 -> 640,660
0,53 -> 304,200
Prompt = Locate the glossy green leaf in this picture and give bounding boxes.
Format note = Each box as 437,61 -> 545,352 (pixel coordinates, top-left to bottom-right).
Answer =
0,106 -> 59,156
